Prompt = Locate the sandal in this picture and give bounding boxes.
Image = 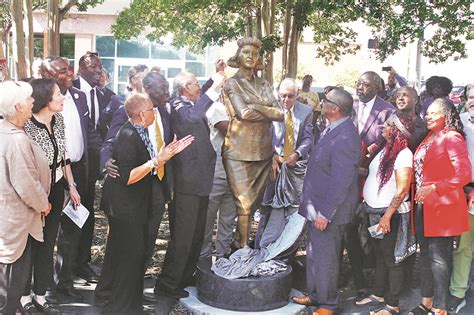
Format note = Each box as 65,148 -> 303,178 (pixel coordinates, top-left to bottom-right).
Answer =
356,294 -> 384,305
370,304 -> 400,315
408,304 -> 432,315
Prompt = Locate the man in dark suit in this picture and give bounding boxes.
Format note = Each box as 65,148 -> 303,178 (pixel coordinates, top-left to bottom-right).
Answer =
294,88 -> 361,315
40,56 -> 102,298
72,52 -> 113,282
96,71 -> 172,303
255,78 -> 313,248
96,68 -> 117,139
346,71 -> 395,297
152,71 -> 225,310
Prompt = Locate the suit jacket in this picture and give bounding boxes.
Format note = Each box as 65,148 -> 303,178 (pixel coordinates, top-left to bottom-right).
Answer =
68,87 -> 102,154
73,78 -> 115,137
262,102 -> 313,203
99,93 -> 124,140
416,130 -> 471,236
353,96 -> 395,147
100,104 -> 173,199
106,122 -> 151,224
272,102 -> 314,159
170,94 -> 216,196
222,71 -> 283,161
299,117 -> 361,225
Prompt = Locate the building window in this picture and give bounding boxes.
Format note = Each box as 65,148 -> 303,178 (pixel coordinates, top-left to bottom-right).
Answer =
185,62 -> 206,77
151,43 -> 182,60
60,34 -> 75,60
96,35 -> 115,57
117,39 -> 149,59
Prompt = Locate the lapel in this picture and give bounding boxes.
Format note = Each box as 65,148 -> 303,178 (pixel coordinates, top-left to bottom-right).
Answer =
360,96 -> 382,139
317,118 -> 347,149
235,72 -> 265,98
422,131 -> 446,167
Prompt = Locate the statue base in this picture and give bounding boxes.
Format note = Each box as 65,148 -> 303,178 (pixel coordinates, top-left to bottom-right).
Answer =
196,265 -> 292,312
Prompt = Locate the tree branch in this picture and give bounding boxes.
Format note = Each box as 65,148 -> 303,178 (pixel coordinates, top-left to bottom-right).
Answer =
59,0 -> 78,18
32,1 -> 47,11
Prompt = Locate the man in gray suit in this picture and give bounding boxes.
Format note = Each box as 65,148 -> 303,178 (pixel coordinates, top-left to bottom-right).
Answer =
293,88 -> 361,315
255,78 -> 313,248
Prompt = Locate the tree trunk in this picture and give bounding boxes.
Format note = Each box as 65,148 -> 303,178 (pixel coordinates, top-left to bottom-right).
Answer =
261,0 -> 276,84
23,0 -> 34,76
246,2 -> 253,37
287,16 -> 300,79
11,0 -> 27,79
281,7 -> 292,81
47,0 -> 60,56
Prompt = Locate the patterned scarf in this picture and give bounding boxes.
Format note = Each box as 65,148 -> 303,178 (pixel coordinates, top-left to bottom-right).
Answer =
132,123 -> 154,159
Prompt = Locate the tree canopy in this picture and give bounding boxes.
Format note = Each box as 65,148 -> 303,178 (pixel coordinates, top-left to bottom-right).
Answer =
112,0 -> 473,80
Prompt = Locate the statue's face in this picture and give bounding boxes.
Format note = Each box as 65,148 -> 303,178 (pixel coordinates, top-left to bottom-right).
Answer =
238,44 -> 259,70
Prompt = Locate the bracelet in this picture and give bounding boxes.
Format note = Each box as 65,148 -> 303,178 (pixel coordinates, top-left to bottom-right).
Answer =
147,160 -> 155,172
69,182 -> 77,188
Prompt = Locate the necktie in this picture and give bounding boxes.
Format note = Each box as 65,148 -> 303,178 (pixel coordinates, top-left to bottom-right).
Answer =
154,110 -> 165,180
90,88 -> 96,129
283,110 -> 295,157
318,125 -> 331,142
358,102 -> 367,134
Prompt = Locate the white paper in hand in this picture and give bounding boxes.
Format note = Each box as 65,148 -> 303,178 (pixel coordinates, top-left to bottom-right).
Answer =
63,201 -> 90,228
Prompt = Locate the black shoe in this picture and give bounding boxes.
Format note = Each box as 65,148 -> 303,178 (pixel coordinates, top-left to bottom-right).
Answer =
32,299 -> 60,314
154,288 -> 189,299
19,301 -> 37,314
447,295 -> 466,313
56,286 -> 83,301
76,265 -> 99,283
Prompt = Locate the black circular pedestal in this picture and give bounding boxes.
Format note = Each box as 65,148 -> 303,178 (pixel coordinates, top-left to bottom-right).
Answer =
196,266 -> 292,312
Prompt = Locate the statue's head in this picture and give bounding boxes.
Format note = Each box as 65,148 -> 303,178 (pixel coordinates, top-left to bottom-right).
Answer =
227,37 -> 265,71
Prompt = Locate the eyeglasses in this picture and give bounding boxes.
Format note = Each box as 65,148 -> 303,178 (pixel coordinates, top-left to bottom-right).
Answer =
279,93 -> 296,99
320,99 -> 339,107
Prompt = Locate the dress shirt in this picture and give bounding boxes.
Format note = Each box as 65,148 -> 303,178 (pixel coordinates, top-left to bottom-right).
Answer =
358,96 -> 376,134
79,77 -> 100,127
62,90 -> 84,162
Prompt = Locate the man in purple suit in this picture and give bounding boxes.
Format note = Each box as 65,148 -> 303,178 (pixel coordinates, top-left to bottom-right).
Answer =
293,88 -> 361,315
347,71 -> 395,298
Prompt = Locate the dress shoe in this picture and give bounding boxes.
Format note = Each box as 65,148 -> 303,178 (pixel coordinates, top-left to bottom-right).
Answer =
18,301 -> 37,314
33,299 -> 60,314
313,307 -> 334,315
154,288 -> 189,299
291,295 -> 317,306
56,286 -> 83,301
76,265 -> 99,283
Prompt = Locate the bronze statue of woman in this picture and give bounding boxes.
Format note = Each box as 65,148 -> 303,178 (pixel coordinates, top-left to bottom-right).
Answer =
222,37 -> 283,248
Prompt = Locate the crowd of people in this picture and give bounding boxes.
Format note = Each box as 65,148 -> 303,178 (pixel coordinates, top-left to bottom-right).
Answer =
0,36 -> 473,315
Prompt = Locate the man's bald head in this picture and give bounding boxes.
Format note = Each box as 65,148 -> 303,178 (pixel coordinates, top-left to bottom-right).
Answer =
396,86 -> 418,114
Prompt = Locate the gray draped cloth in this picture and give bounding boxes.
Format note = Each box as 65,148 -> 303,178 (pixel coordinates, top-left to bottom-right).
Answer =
212,160 -> 307,279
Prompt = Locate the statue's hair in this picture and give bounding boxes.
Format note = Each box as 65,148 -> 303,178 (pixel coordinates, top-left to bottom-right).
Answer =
227,37 -> 264,70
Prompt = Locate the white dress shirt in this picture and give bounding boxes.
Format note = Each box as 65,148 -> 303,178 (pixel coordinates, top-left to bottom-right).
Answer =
62,90 -> 84,163
358,96 -> 376,134
79,77 -> 100,127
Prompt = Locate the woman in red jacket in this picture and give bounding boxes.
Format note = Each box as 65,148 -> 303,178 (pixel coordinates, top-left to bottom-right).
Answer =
409,98 -> 471,315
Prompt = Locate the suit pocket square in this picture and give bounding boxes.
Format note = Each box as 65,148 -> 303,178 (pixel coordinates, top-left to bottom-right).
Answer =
84,111 -> 89,116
